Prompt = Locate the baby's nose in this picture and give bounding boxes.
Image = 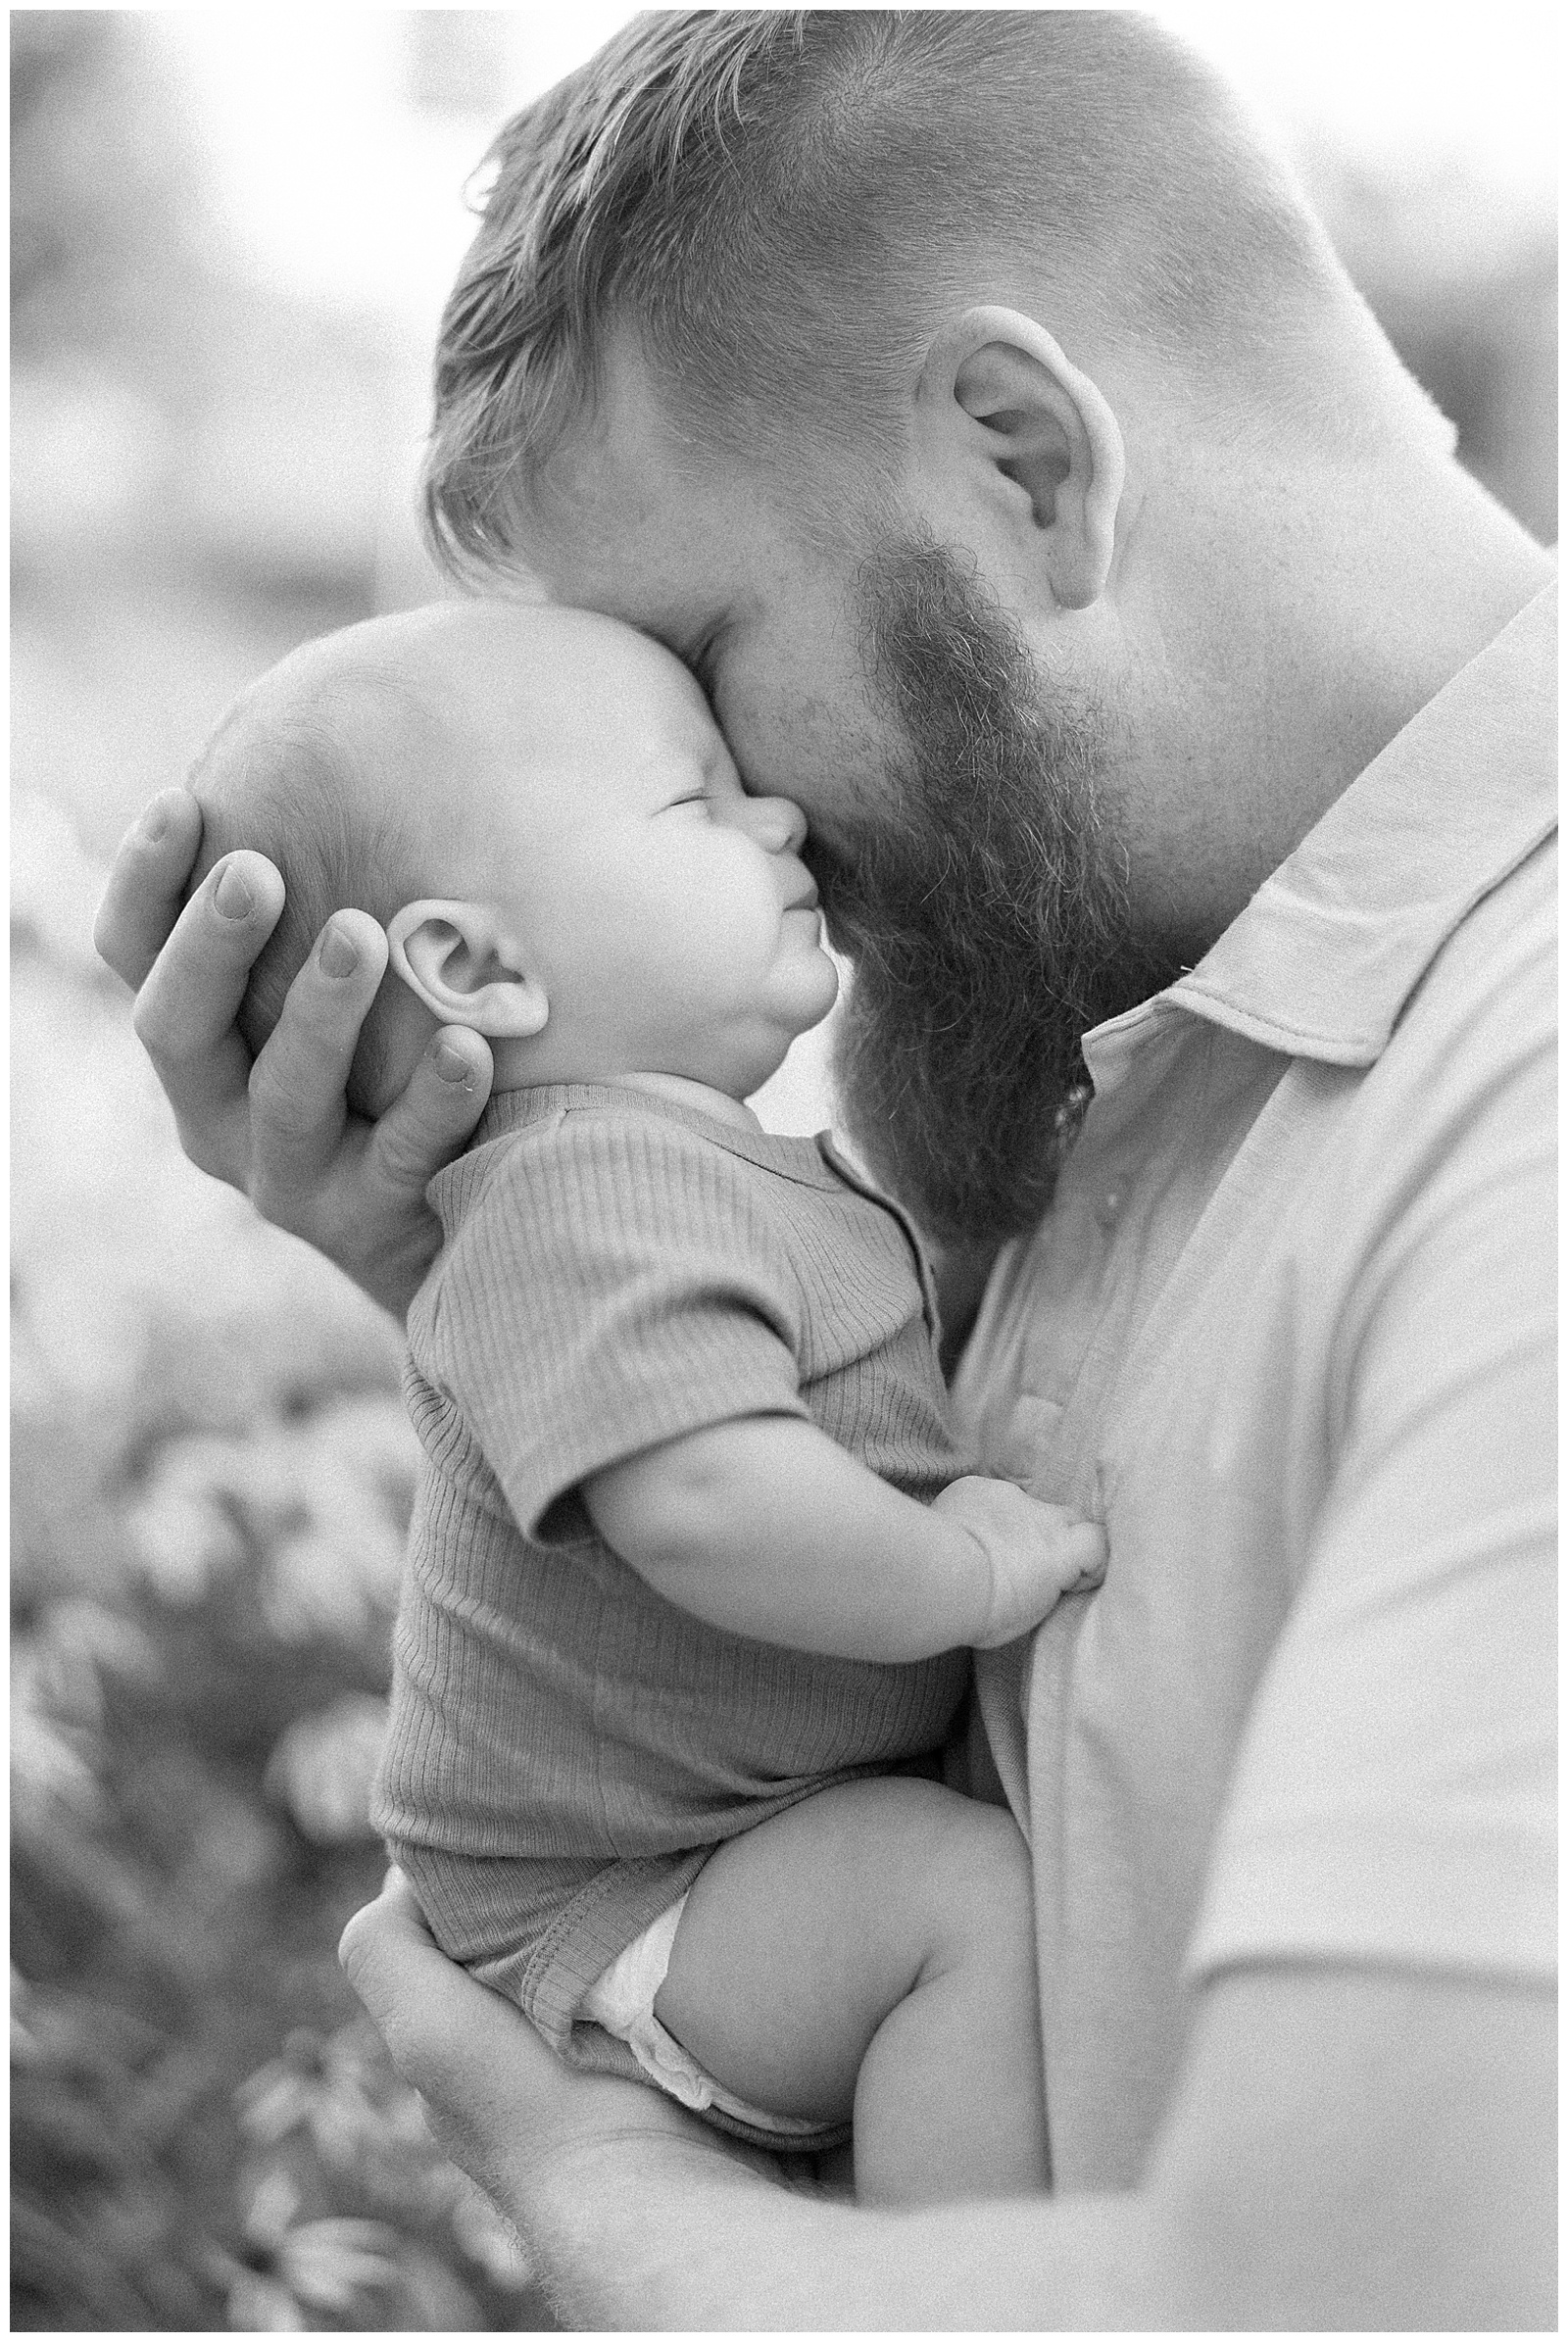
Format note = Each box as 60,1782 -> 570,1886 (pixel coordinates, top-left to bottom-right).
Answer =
747,796 -> 808,854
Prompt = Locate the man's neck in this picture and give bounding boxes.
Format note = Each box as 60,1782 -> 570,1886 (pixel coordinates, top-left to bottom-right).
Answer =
1125,444 -> 1554,962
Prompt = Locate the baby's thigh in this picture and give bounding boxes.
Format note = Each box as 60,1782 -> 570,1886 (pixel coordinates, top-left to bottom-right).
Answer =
655,1776 -> 1032,2122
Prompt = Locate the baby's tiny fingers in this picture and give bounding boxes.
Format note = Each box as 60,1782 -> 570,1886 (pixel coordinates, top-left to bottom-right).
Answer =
1060,1521 -> 1109,1587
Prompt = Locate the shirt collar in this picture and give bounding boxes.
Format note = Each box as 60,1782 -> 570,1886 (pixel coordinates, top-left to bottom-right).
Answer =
1104,580 -> 1556,1073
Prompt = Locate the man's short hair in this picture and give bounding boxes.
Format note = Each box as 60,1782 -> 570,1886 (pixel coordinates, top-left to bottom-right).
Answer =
425,9 -> 1353,574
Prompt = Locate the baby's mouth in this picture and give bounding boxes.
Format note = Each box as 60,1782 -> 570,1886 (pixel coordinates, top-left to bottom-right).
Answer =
785,903 -> 829,953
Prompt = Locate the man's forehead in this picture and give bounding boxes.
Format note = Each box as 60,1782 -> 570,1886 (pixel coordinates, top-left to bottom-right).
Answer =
519,340 -> 753,646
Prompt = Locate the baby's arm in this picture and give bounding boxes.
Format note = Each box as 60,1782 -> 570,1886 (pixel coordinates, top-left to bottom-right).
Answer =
583,1415 -> 1104,1661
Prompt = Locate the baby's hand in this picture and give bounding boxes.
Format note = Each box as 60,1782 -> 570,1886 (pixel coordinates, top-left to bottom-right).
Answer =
933,1476 -> 1108,1649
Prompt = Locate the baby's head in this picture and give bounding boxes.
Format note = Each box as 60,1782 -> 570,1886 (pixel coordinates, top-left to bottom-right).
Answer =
190,603 -> 838,1114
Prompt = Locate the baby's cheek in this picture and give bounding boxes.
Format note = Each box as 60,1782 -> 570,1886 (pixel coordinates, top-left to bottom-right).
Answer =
557,879 -> 665,1015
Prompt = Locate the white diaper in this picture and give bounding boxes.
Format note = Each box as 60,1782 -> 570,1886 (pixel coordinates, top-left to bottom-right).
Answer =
578,1894 -> 823,2137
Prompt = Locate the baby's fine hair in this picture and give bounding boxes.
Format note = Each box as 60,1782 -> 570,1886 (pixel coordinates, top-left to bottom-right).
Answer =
187,657 -> 424,1108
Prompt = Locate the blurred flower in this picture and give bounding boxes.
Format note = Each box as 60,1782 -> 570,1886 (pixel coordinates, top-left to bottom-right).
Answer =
127,1405 -> 412,1642
27,1597 -> 162,1728
211,2168 -> 399,2331
237,2027 -> 379,2166
236,2017 -> 434,2180
264,1399 -> 414,1642
10,1968 -> 162,2080
260,1516 -> 401,1646
311,1393 -> 418,1524
11,1644 -> 101,1826
126,1439 -> 250,1605
264,1692 -> 388,1844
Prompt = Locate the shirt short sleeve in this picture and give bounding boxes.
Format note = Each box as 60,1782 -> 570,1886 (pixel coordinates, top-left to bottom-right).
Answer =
427,1108 -> 809,1543
1187,951 -> 1556,1988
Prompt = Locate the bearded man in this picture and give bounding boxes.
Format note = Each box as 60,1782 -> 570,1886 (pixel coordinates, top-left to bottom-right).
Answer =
97,13 -> 1555,2327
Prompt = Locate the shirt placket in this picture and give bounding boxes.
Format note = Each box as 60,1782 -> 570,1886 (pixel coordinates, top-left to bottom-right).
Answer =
957,1005 -> 1188,1511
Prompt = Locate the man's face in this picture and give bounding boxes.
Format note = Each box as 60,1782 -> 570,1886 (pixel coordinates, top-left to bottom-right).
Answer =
516,343 -> 1171,1239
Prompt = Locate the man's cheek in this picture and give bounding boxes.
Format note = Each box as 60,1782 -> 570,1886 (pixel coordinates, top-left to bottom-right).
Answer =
754,690 -> 889,833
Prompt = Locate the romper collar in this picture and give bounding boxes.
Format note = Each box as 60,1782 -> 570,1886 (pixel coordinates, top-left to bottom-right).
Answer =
461,1078 -> 845,1190
1091,580 -> 1556,1078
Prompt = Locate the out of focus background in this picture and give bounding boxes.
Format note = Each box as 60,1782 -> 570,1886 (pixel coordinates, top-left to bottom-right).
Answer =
10,7 -> 1557,2330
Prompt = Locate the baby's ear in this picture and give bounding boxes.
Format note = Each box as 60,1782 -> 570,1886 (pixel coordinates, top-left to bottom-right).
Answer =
386,900 -> 548,1039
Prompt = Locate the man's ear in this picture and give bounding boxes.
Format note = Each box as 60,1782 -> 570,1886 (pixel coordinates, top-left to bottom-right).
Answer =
386,900 -> 549,1039
915,304 -> 1125,611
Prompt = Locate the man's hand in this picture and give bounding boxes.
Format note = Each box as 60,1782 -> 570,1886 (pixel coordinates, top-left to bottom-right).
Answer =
341,1871 -> 1555,2331
339,1871 -> 718,2191
339,1871 -> 812,2324
94,788 -> 493,1321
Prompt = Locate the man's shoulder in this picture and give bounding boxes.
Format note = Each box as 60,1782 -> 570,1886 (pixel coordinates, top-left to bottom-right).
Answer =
1298,827 -> 1555,1326
1392,823 -> 1555,1082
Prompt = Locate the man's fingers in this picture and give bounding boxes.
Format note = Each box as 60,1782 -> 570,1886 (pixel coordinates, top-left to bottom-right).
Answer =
341,1869 -> 565,2109
130,849 -> 287,1187
94,789 -> 208,989
338,1868 -> 449,2030
367,1025 -> 494,1201
341,1870 -> 714,2213
247,909 -> 389,1212
340,1870 -> 589,2196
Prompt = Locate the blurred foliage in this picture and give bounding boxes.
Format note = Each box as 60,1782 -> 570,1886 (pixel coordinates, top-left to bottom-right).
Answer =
11,11 -> 194,366
11,11 -> 402,627
13,730 -> 555,2332
12,1343 -> 558,2330
1305,143 -> 1557,544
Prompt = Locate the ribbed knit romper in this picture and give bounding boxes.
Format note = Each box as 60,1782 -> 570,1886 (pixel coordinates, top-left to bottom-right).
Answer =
371,1082 -> 971,2132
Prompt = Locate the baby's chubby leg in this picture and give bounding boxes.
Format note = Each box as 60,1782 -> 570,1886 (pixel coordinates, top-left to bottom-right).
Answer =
653,1776 -> 1048,2207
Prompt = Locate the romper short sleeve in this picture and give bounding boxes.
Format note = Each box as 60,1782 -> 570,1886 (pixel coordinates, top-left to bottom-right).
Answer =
423,1107 -> 810,1544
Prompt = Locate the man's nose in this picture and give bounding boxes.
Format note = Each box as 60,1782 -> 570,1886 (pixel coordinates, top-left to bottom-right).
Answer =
743,796 -> 808,854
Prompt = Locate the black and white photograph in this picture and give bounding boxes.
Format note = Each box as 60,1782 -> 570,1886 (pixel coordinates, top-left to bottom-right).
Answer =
13,6 -> 1556,2330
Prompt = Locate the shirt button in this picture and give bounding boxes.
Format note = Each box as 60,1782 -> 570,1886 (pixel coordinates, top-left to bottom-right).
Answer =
1097,1186 -> 1125,1231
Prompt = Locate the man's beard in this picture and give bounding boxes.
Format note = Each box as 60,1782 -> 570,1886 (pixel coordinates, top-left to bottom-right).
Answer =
814,529 -> 1172,1247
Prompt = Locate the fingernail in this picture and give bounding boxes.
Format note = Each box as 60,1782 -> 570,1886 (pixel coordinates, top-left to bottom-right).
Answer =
320,924 -> 359,979
139,802 -> 169,844
215,863 -> 254,919
436,1041 -> 472,1085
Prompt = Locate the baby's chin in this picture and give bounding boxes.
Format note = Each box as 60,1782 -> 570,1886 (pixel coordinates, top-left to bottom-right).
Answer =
738,975 -> 842,1097
790,936 -> 843,1028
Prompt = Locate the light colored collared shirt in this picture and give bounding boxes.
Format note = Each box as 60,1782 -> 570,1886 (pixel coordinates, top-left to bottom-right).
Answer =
961,585 -> 1556,2194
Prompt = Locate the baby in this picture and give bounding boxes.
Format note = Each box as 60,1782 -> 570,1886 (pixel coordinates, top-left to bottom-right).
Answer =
191,600 -> 1105,2207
